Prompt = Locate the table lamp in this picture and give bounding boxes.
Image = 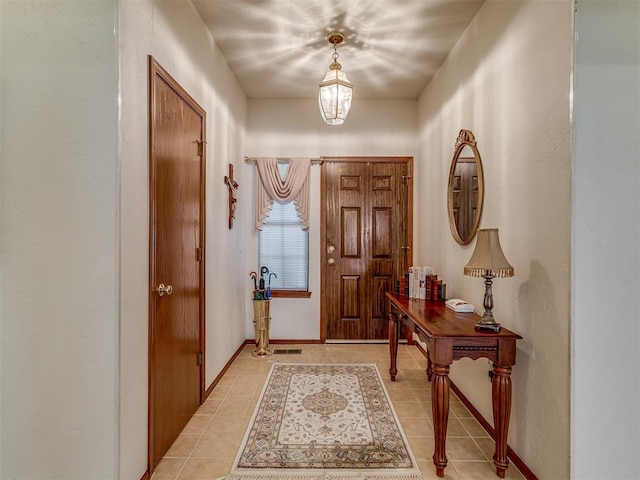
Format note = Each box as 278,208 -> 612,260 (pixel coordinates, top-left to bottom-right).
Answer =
464,229 -> 514,332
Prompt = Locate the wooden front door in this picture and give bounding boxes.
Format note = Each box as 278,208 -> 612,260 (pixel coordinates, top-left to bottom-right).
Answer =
322,158 -> 412,341
148,57 -> 206,470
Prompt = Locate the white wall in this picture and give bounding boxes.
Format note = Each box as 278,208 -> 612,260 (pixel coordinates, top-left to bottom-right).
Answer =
1,1 -> 119,478
118,0 -> 248,477
244,99 -> 417,340
416,1 -> 573,477
572,2 -> 640,478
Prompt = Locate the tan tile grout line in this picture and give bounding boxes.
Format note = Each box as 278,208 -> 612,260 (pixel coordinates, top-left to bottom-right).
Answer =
168,409 -> 217,479
165,373 -> 244,480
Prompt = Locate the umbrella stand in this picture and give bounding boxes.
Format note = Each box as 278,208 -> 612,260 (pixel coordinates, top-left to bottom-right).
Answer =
251,299 -> 272,357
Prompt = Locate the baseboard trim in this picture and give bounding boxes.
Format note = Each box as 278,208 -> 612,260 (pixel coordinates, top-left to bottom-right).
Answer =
413,342 -> 538,480
139,470 -> 150,480
204,341 -> 247,399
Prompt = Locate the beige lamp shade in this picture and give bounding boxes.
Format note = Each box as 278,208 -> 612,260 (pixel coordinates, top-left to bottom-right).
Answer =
464,229 -> 514,278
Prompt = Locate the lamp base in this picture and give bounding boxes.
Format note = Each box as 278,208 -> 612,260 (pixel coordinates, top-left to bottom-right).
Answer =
475,321 -> 502,332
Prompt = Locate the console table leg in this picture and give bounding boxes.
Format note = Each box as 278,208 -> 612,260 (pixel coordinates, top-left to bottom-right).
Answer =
492,365 -> 513,478
388,312 -> 399,381
431,363 -> 450,477
426,355 -> 433,381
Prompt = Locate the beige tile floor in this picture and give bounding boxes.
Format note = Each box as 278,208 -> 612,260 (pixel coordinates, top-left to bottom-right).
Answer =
151,343 -> 526,480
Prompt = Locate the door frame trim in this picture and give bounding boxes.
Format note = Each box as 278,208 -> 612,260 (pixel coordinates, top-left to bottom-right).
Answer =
319,156 -> 413,343
147,56 -> 207,473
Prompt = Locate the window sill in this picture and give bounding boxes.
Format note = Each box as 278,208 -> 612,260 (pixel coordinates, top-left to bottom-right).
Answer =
269,290 -> 312,299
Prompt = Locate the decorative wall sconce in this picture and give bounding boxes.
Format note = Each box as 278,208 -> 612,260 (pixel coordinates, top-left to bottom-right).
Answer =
318,32 -> 353,126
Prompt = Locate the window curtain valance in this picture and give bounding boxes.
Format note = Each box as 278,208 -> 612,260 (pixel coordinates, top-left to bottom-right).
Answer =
255,157 -> 311,231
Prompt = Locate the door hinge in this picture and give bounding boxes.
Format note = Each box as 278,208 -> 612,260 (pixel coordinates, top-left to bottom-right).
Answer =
196,247 -> 202,262
196,140 -> 206,157
197,352 -> 204,366
402,175 -> 412,185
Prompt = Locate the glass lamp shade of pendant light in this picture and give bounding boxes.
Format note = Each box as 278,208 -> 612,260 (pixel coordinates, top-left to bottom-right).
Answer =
318,32 -> 353,126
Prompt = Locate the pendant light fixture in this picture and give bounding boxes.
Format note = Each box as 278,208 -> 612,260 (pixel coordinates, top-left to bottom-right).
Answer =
318,32 -> 353,126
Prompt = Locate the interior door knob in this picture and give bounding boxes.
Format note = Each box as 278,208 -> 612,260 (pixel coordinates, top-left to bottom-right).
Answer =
155,283 -> 173,296
327,258 -> 336,266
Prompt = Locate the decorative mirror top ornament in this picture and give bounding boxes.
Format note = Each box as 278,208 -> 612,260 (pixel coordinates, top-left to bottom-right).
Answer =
447,129 -> 484,245
455,129 -> 476,147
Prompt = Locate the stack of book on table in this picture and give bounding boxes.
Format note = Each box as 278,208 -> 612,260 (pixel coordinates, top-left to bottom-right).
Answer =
395,266 -> 446,301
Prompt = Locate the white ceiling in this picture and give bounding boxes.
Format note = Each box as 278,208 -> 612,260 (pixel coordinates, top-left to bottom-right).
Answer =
192,0 -> 484,100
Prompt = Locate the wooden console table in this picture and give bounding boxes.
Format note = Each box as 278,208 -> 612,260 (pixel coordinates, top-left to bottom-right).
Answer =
386,292 -> 522,478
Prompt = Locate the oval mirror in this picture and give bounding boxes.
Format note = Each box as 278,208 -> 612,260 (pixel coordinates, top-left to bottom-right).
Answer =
447,129 -> 484,245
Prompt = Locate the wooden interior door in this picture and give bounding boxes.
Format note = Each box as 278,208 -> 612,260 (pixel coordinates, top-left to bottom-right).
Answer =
148,57 -> 206,470
322,158 -> 411,341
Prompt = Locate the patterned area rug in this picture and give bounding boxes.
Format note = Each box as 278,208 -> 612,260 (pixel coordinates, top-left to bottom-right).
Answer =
222,362 -> 421,480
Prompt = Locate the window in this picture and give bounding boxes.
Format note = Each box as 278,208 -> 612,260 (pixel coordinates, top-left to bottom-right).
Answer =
258,164 -> 309,292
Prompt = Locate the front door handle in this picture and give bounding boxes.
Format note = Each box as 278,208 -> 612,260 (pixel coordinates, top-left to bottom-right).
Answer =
155,283 -> 173,296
